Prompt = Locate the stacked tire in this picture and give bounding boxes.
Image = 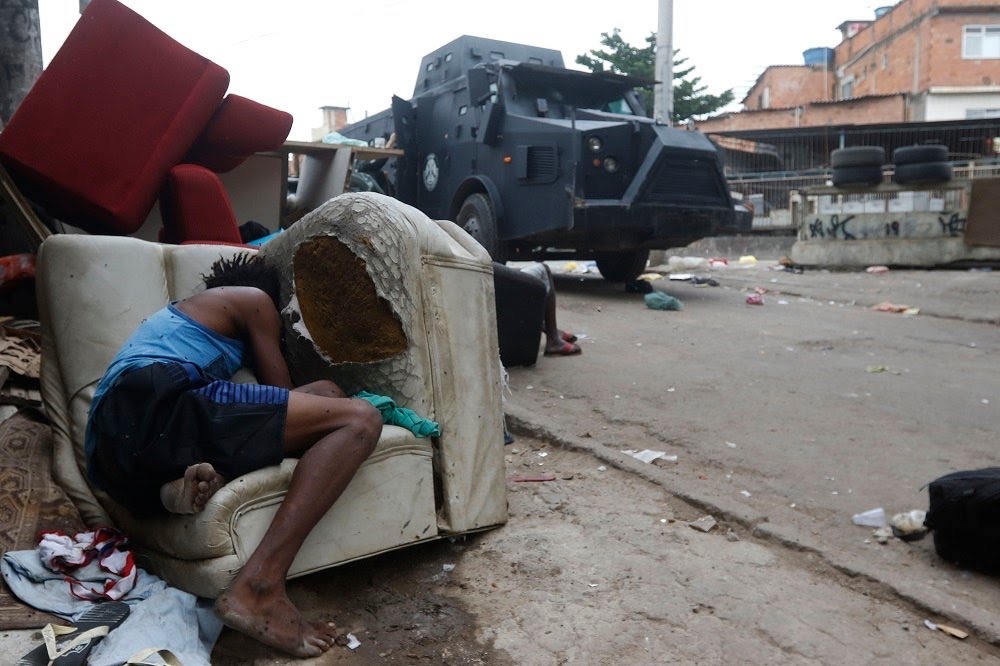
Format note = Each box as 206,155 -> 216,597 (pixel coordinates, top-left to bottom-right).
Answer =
892,145 -> 952,185
830,146 -> 885,188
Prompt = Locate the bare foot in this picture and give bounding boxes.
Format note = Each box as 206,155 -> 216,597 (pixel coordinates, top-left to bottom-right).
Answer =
216,580 -> 338,657
159,463 -> 226,514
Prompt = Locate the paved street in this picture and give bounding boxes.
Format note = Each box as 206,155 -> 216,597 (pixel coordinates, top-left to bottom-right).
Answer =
505,259 -> 1000,647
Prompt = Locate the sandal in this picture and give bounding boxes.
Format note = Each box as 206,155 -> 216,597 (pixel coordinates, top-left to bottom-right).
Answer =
544,341 -> 582,356
17,601 -> 130,666
559,330 -> 578,343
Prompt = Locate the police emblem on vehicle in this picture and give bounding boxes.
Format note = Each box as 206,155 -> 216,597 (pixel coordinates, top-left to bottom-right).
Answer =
423,153 -> 439,191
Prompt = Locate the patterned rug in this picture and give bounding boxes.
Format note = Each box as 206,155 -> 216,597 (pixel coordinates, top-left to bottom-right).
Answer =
0,410 -> 86,629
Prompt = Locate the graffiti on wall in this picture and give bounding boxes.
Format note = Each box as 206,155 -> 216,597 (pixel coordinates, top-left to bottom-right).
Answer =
805,212 -> 967,241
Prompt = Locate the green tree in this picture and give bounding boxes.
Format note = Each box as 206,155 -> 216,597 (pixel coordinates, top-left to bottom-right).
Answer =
576,28 -> 734,123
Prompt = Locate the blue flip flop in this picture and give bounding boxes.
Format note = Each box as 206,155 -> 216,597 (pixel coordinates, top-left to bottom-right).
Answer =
16,601 -> 130,666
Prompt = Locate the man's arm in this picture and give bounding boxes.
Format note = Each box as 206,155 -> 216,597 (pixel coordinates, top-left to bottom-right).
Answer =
237,290 -> 294,389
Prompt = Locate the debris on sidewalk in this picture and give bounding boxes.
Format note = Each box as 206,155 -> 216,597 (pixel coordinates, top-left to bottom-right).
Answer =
924,619 -> 969,640
866,365 -> 890,373
852,508 -> 887,528
507,473 -> 557,483
873,526 -> 893,544
645,291 -> 683,311
890,510 -> 928,541
666,256 -> 709,272
745,293 -> 764,306
738,255 -> 758,266
866,265 -> 890,275
621,449 -> 677,464
873,302 -> 920,316
688,516 -> 718,533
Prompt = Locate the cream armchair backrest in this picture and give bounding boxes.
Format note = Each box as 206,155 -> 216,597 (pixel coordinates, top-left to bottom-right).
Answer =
37,193 -> 507,597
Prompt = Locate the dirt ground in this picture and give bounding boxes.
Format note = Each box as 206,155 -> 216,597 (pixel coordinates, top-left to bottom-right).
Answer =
211,436 -> 998,665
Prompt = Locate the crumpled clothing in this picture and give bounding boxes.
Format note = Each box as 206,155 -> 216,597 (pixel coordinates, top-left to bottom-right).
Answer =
38,528 -> 136,601
354,390 -> 441,438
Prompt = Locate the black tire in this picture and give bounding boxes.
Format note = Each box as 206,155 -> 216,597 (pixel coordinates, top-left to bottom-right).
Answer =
893,145 -> 948,165
830,146 -> 886,168
457,193 -> 505,261
892,161 -> 953,185
832,164 -> 883,188
595,249 -> 650,282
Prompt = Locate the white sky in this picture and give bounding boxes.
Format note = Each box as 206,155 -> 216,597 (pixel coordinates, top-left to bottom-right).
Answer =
38,0 -> 884,139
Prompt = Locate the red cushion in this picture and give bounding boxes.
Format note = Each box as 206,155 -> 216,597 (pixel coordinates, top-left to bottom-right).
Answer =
159,164 -> 242,244
0,0 -> 229,235
186,95 -> 293,173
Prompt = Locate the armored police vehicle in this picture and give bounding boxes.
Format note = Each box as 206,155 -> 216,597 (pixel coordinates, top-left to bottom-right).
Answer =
342,36 -> 742,281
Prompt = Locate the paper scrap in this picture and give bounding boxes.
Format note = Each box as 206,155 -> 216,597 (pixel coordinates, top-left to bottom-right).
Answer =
621,449 -> 667,464
346,633 -> 361,650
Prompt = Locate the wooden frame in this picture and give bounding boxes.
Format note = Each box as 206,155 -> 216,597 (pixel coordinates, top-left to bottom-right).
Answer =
0,163 -> 50,251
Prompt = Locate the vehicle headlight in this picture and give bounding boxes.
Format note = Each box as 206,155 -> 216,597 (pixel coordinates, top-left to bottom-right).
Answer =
603,157 -> 619,173
587,137 -> 603,153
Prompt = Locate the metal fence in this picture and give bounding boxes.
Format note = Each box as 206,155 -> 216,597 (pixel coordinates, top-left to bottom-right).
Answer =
728,161 -> 1000,230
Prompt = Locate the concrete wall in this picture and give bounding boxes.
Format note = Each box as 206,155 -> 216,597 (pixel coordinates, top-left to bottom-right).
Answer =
923,89 -> 1000,119
744,67 -> 834,110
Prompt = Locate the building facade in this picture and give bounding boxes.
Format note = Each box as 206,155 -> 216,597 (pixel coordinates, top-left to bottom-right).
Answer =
698,0 -> 1000,132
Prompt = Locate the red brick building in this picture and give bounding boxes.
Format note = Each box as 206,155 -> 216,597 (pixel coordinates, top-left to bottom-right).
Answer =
698,0 -> 1000,132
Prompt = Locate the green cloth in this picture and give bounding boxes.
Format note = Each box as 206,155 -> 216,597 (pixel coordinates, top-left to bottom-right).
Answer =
353,390 -> 441,438
645,291 -> 683,311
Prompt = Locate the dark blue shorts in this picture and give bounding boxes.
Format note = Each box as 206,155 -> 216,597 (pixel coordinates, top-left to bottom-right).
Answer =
90,361 -> 289,517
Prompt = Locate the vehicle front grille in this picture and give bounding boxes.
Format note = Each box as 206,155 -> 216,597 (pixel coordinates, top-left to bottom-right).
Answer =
645,155 -> 726,205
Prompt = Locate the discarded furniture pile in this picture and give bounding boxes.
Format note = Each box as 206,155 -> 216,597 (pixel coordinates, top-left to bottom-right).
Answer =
2,0 -> 508,598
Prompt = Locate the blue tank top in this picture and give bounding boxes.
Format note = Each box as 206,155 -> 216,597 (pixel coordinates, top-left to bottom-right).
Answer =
85,303 -> 245,458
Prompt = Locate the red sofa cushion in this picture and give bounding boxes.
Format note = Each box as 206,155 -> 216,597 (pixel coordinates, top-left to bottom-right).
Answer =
0,0 -> 229,235
159,164 -> 242,245
186,95 -> 293,173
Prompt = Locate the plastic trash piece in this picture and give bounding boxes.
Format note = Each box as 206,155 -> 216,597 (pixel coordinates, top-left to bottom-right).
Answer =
645,291 -> 683,311
890,509 -> 928,541
745,294 -> 764,306
738,255 -> 758,265
852,507 -> 887,527
866,265 -> 890,274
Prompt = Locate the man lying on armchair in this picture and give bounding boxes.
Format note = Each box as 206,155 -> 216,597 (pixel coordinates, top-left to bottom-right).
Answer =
85,254 -> 381,658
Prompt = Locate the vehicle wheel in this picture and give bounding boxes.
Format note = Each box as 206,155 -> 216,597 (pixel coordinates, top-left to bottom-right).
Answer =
830,146 -> 885,168
893,145 -> 948,165
595,249 -> 650,282
892,161 -> 953,185
831,164 -> 883,188
457,193 -> 505,261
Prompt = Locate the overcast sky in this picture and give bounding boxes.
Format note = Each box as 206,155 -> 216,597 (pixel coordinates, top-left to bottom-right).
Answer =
38,0 -> 885,139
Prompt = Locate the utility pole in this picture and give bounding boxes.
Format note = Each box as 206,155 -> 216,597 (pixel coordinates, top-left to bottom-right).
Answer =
654,0 -> 673,125
0,0 -> 43,126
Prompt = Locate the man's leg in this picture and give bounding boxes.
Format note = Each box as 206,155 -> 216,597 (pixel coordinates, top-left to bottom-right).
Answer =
216,393 -> 382,657
538,264 -> 580,355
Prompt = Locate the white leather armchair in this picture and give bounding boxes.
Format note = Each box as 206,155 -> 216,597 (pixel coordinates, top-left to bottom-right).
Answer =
37,193 -> 507,598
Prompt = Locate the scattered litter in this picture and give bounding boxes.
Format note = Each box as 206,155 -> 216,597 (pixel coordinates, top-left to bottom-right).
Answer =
526,385 -> 534,390
725,441 -> 737,448
745,294 -> 764,306
622,449 -> 668,464
740,490 -> 752,498
708,257 -> 729,268
507,473 -> 557,483
588,583 -> 599,588
852,507 -> 887,528
346,633 -> 362,650
691,276 -> 720,287
666,256 -> 709,272
873,526 -> 893,544
726,530 -> 740,542
669,273 -> 694,281
924,619 -> 969,639
866,365 -> 890,373
660,518 -> 667,523
981,399 -> 990,405
645,291 -> 683,311
597,466 -> 607,472
866,265 -> 890,274
890,509 -> 928,541
753,286 -> 768,294
689,515 -> 718,533
638,273 -> 664,282
738,255 -> 758,266
537,451 -> 548,457
777,299 -> 789,305
442,563 -> 456,572
873,302 -> 920,316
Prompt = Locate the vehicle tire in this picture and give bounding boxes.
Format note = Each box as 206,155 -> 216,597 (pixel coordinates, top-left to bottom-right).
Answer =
892,161 -> 953,185
830,146 -> 885,168
831,164 -> 883,188
595,249 -> 650,282
457,193 -> 505,261
893,145 -> 948,165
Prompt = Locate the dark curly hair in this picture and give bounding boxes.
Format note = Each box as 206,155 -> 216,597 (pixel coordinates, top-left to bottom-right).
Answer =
203,254 -> 281,310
